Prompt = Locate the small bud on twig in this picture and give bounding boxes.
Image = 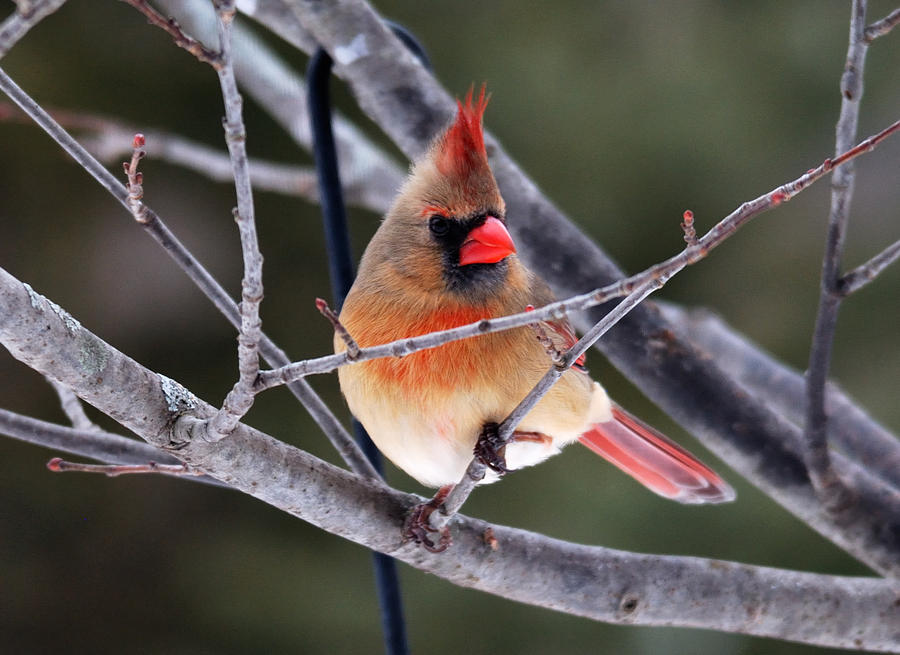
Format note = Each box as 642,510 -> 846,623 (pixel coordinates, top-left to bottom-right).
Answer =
123,132 -> 149,223
681,210 -> 698,246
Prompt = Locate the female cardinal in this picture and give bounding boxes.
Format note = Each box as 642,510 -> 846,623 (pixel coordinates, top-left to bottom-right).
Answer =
337,87 -> 734,548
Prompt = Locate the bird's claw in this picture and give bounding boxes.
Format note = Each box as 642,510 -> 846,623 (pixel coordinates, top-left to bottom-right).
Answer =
403,500 -> 452,553
474,422 -> 509,475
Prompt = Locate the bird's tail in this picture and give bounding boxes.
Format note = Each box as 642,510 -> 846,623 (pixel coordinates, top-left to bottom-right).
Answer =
578,405 -> 735,504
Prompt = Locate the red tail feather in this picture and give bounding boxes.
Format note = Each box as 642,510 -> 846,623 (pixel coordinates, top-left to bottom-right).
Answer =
578,406 -> 735,504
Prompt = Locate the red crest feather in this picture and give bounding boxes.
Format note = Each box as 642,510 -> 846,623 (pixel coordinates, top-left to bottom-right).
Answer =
435,85 -> 490,178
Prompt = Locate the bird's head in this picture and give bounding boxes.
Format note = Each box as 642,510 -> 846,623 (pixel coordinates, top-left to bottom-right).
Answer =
374,86 -> 518,302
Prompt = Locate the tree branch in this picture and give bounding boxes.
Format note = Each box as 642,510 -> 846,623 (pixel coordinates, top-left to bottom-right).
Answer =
803,0 -> 867,511
206,0 -> 266,441
0,100 -> 390,212
0,63 -> 377,479
864,6 -> 900,42
0,406 -> 173,465
0,264 -> 896,651
839,238 -> 900,296
118,0 -> 222,67
48,377 -> 99,431
0,0 -> 66,60
157,0 -> 403,213
659,303 -> 900,492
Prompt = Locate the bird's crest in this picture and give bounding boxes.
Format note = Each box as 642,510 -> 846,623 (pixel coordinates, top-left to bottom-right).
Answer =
434,85 -> 491,180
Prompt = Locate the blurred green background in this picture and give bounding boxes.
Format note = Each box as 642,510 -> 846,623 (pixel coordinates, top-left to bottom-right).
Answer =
1,1 -> 898,653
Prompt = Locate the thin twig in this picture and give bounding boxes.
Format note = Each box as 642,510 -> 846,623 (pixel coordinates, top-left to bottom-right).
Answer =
123,133 -> 149,223
48,378 -> 99,431
0,64 -> 377,478
47,457 -> 205,477
317,298 -> 360,359
254,117 -> 900,391
155,0 -> 403,214
206,0 -> 266,441
527,323 -> 566,368
0,0 -> 66,60
117,0 -> 222,67
838,238 -> 900,296
804,0 -> 869,511
864,6 -> 900,42
0,100 -> 385,211
437,277 -> 666,525
0,407 -> 173,467
680,209 -> 698,246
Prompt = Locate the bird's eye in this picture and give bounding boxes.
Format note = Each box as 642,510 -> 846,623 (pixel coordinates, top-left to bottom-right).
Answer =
429,215 -> 450,237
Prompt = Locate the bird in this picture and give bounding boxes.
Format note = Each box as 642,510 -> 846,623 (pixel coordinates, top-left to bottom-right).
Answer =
336,86 -> 734,551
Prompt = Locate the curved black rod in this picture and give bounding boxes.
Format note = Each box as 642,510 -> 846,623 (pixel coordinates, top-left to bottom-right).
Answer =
307,22 -> 431,655
385,20 -> 432,71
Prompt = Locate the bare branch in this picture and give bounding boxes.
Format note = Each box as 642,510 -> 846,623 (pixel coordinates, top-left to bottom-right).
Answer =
117,0 -> 222,67
0,0 -> 66,60
0,406 -> 226,487
839,238 -> 900,296
0,406 -> 170,465
864,6 -> 900,42
527,316 -> 566,368
0,101 -> 382,209
47,457 -> 205,477
0,63 -> 376,478
206,1 -> 266,441
659,303 -> 900,491
0,265 -> 896,651
48,378 -> 99,431
804,0 -> 868,512
158,0 -> 403,212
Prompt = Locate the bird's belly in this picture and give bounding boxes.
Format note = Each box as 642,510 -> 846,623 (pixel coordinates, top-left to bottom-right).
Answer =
338,363 -> 597,488
336,317 -> 605,487
344,385 -> 488,487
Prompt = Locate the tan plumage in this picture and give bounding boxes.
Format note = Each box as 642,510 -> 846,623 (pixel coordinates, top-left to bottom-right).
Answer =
337,87 -> 734,503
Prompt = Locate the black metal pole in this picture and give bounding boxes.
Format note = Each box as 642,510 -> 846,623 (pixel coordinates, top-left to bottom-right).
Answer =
307,46 -> 405,655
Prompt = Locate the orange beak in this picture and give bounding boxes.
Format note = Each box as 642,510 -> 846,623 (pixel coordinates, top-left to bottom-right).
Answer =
458,216 -> 517,266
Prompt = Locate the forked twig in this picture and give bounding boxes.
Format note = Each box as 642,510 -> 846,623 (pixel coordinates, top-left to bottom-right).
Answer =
0,62 -> 376,478
838,238 -> 900,296
206,0 -> 266,441
803,0 -> 869,511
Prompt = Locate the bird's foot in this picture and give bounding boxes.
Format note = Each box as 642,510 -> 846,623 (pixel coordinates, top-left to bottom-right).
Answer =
403,485 -> 452,553
473,422 -> 509,475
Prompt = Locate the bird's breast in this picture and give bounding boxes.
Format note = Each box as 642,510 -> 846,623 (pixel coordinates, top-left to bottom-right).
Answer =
345,303 -> 503,394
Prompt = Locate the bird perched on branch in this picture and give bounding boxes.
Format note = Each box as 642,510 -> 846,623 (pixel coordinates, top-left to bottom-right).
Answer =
337,86 -> 734,551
